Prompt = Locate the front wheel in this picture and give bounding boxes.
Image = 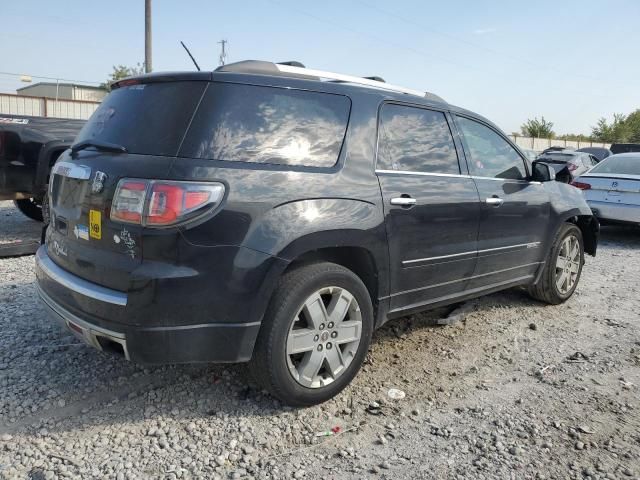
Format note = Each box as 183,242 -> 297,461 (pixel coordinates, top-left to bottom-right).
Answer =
250,262 -> 373,406
13,198 -> 44,222
528,223 -> 584,304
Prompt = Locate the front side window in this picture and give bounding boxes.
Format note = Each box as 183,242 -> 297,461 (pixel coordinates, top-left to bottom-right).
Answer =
456,116 -> 527,180
377,104 -> 459,174
180,83 -> 351,168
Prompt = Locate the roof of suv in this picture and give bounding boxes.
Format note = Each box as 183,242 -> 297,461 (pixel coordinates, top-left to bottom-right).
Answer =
112,60 -> 503,133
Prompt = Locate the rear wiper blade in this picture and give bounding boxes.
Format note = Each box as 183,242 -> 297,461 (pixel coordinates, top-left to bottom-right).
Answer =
71,140 -> 127,154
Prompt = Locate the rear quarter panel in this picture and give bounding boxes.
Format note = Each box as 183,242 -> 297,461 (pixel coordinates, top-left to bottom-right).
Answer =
543,181 -> 598,254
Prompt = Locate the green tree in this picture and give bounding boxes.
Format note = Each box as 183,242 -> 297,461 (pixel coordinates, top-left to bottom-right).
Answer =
591,113 -> 631,143
521,117 -> 555,138
624,109 -> 640,143
101,63 -> 145,90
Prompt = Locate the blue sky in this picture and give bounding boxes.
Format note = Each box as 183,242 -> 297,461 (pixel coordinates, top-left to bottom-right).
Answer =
1,0 -> 639,135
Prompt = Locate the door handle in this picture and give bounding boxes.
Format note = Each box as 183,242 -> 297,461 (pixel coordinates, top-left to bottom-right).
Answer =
390,197 -> 417,207
485,196 -> 504,207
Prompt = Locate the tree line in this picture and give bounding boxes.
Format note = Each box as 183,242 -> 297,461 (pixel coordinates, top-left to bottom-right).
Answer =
519,110 -> 640,144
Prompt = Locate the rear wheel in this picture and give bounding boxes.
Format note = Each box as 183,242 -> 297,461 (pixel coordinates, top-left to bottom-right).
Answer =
250,262 -> 373,406
528,223 -> 584,304
13,198 -> 43,222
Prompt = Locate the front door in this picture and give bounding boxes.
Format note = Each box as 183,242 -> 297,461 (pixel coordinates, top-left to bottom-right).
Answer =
454,115 -> 550,289
376,104 -> 481,315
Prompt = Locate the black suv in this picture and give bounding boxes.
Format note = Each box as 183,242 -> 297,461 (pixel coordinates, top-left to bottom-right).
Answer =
36,61 -> 598,406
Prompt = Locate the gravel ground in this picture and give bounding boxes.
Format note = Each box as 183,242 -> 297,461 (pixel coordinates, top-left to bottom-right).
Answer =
0,199 -> 639,480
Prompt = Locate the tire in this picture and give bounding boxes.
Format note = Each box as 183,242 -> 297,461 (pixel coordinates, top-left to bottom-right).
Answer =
528,223 -> 584,305
249,262 -> 374,407
13,198 -> 43,222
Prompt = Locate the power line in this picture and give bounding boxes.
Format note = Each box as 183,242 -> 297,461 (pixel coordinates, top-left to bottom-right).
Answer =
265,0 -> 627,100
0,71 -> 101,85
266,0 -> 483,74
354,0 -> 611,85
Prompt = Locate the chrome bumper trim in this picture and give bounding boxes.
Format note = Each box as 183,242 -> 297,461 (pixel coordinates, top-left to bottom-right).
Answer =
35,246 -> 128,306
37,284 -> 130,360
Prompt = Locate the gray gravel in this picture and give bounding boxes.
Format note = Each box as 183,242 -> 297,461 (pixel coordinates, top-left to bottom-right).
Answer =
1,199 -> 639,479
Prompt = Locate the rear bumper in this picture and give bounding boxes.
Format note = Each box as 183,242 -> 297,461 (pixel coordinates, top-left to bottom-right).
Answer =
35,245 -> 264,364
587,200 -> 640,225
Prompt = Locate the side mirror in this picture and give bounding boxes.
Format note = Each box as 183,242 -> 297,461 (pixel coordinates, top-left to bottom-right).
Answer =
531,160 -> 555,182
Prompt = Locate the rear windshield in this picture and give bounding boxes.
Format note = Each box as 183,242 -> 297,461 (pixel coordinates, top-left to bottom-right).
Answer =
74,81 -> 207,156
179,83 -> 351,168
589,155 -> 640,175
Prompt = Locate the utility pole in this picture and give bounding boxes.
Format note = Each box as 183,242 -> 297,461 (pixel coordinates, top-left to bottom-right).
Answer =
145,0 -> 152,73
218,39 -> 228,66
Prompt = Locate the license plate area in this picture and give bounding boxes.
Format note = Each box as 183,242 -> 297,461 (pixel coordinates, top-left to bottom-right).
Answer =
51,176 -> 88,220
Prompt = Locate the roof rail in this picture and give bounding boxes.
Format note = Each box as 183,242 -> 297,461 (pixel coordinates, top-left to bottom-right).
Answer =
215,60 -> 445,102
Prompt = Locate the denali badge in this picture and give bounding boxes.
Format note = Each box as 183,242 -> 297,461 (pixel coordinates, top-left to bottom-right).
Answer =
92,171 -> 108,193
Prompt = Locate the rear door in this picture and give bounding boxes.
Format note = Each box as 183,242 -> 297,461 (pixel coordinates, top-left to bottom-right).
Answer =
454,115 -> 550,289
46,80 -> 207,291
376,103 -> 481,314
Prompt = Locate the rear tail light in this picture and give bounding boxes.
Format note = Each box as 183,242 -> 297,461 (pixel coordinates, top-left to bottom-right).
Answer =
570,181 -> 591,190
111,179 -> 225,227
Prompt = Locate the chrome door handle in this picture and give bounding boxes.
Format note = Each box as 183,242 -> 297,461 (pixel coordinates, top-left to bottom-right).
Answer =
485,197 -> 504,207
390,197 -> 417,206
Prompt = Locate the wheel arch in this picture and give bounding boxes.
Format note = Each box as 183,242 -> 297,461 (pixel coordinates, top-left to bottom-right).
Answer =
562,214 -> 599,257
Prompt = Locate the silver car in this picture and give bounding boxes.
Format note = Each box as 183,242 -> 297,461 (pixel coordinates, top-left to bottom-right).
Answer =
538,151 -> 599,179
572,153 -> 640,225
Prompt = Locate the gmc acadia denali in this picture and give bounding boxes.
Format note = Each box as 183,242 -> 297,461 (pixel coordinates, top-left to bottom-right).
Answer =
35,61 -> 598,406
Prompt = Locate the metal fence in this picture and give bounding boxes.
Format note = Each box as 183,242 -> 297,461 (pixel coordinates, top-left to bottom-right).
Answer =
509,135 -> 610,152
0,93 -> 99,120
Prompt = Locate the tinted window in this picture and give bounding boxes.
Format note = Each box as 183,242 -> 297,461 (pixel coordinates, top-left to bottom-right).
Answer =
377,104 -> 459,174
180,83 -> 350,168
589,155 -> 640,175
75,82 -> 207,156
456,116 -> 527,180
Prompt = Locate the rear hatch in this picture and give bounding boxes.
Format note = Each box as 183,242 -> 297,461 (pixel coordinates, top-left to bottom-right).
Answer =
47,79 -> 208,291
580,174 -> 640,205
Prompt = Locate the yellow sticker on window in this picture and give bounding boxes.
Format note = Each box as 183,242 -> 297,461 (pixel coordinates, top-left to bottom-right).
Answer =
89,210 -> 101,240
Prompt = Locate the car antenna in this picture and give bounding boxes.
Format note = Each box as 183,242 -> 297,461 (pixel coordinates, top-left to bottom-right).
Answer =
180,41 -> 201,71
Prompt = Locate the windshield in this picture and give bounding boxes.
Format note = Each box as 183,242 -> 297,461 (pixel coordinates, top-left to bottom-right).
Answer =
589,155 -> 640,175
74,81 -> 206,156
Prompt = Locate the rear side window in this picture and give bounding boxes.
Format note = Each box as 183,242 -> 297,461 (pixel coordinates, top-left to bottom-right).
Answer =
180,83 -> 351,168
377,104 -> 459,174
456,116 -> 527,180
74,82 -> 207,156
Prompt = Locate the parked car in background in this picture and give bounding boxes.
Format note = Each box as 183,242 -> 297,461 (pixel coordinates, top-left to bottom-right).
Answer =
541,146 -> 574,155
35,60 -> 598,406
610,143 -> 640,154
536,151 -> 599,179
572,153 -> 640,226
0,115 -> 85,221
576,147 -> 612,162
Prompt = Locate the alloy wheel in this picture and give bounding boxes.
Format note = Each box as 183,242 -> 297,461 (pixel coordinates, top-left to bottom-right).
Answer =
555,234 -> 580,294
286,286 -> 362,388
